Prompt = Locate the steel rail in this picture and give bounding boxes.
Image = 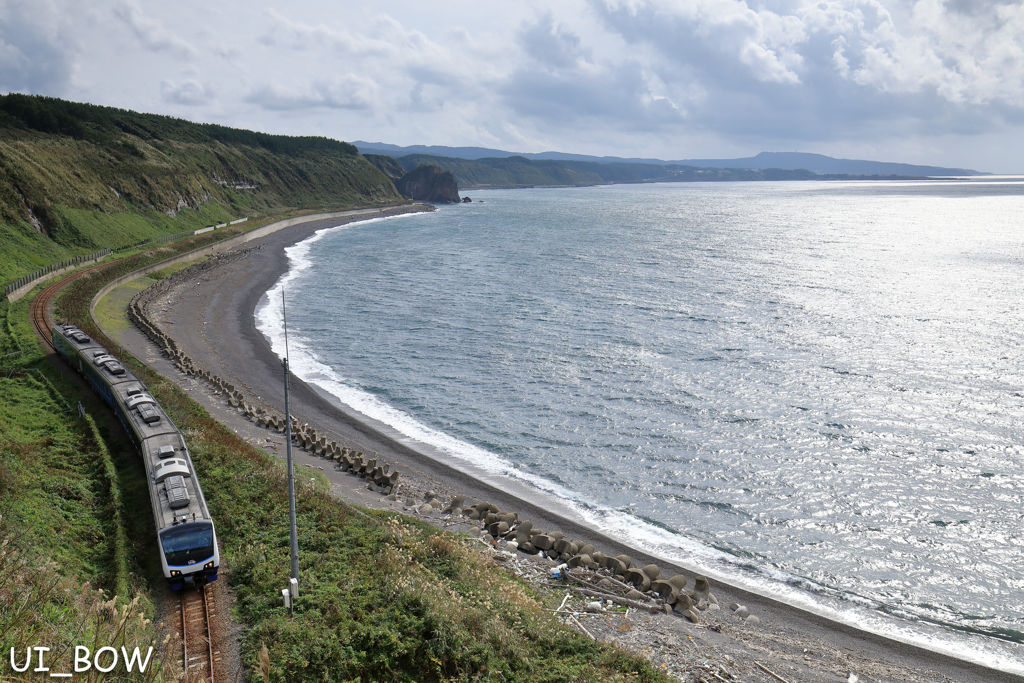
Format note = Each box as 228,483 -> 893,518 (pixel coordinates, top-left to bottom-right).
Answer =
180,585 -> 215,683
29,260 -> 114,350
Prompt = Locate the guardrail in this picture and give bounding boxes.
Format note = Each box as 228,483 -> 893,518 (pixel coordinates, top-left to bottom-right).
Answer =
111,231 -> 192,253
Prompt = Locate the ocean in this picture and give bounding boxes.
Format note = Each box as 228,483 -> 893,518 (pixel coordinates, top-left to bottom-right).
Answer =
256,179 -> 1024,672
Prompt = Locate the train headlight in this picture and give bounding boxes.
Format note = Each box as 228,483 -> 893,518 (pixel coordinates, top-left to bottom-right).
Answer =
204,561 -> 215,570
170,570 -> 182,577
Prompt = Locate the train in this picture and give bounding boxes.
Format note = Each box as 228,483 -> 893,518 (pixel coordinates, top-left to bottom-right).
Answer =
52,323 -> 219,590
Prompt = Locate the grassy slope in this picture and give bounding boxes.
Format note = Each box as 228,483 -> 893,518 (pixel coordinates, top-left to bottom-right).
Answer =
364,153 -> 407,180
0,293 -> 165,680
395,154 -> 611,188
0,225 -> 292,678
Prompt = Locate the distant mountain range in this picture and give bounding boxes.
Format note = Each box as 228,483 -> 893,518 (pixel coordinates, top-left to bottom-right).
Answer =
355,142 -> 989,178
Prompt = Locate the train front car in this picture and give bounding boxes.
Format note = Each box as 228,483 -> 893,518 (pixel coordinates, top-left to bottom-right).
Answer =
112,382 -> 220,590
159,518 -> 219,589
51,324 -> 219,590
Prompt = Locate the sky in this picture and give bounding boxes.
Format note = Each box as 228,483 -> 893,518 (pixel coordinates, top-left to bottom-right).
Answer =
2,0 -> 1023,172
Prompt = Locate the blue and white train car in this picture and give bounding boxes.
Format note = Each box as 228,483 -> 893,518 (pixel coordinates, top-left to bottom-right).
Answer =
52,324 -> 219,590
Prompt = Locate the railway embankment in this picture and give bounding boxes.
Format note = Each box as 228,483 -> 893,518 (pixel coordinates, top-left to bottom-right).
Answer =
125,250 -> 406,493
1,206 -> 414,681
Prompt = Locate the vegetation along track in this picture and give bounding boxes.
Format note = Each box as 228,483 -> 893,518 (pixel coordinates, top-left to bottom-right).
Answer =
30,259 -> 226,682
180,584 -> 218,683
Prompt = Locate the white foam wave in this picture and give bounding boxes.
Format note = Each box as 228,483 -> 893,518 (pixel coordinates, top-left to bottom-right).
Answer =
255,217 -> 1024,676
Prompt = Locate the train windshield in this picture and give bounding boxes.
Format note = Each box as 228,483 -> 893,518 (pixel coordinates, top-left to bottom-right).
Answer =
160,522 -> 214,566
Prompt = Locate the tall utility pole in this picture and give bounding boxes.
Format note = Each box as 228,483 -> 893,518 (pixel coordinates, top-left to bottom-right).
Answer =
282,292 -> 299,588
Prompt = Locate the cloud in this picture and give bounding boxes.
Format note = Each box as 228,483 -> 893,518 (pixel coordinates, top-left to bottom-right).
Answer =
114,2 -> 197,59
161,79 -> 213,105
591,0 -> 807,86
259,8 -> 397,60
498,13 -> 690,136
4,0 -> 1019,171
259,8 -> 345,51
519,14 -> 593,69
251,10 -> 490,117
579,0 -> 1024,146
216,44 -> 243,61
502,61 -> 686,133
906,0 -> 1024,105
0,0 -> 77,94
244,76 -> 378,112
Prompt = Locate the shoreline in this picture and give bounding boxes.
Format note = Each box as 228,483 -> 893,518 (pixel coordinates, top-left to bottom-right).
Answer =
105,209 -> 1021,682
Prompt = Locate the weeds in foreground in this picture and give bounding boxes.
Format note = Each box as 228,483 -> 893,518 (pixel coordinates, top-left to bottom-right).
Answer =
226,497 -> 668,683
0,527 -> 169,682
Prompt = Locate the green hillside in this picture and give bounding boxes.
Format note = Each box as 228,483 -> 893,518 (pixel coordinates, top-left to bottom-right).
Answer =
392,153 -> 833,189
0,94 -> 402,282
394,154 -> 609,187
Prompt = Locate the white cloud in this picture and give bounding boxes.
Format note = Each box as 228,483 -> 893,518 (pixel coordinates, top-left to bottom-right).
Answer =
832,36 -> 851,78
591,0 -> 808,85
245,76 -> 379,112
503,58 -> 687,131
0,0 -> 78,94
161,79 -> 212,105
519,14 -> 593,69
796,0 -> 1024,106
259,8 -> 351,52
113,1 -> 198,59
575,0 -> 1024,152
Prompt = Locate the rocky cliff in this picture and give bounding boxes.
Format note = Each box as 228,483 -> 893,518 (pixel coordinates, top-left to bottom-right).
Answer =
393,164 -> 461,204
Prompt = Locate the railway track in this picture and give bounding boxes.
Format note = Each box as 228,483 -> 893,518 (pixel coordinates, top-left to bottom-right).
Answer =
29,260 -> 112,350
180,585 -> 217,683
29,256 -> 228,681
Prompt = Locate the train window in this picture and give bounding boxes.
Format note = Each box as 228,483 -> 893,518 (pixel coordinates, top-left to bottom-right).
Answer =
160,523 -> 215,566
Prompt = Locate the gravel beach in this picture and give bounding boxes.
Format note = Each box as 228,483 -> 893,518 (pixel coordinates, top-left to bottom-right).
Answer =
103,209 -> 1022,683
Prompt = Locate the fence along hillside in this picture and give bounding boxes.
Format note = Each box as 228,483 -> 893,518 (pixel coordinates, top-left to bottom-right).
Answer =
5,218 -> 247,302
